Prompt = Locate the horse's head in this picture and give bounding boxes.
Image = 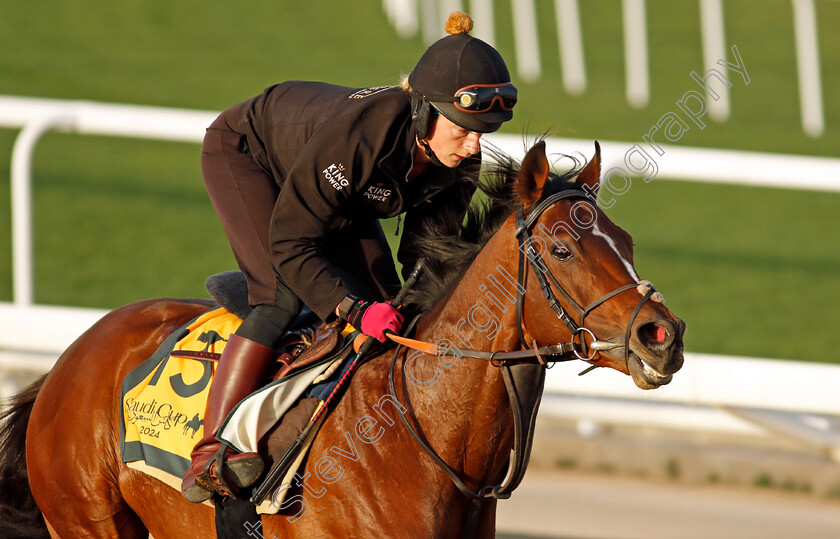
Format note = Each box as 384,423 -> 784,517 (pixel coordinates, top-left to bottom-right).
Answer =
513,141 -> 685,389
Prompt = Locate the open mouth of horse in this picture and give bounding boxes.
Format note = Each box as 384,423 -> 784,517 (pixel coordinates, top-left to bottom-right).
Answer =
626,351 -> 673,389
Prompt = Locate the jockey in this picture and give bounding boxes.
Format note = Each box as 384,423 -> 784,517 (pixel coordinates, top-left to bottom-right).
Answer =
182,11 -> 517,503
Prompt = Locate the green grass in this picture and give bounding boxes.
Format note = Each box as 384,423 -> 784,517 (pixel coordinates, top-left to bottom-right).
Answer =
1,0 -> 838,153
0,131 -> 232,307
0,0 -> 837,362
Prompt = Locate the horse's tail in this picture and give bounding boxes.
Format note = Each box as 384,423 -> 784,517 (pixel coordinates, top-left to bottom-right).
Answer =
0,375 -> 50,539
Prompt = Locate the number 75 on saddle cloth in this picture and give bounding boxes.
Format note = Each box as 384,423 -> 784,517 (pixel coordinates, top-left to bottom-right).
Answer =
119,308 -> 244,480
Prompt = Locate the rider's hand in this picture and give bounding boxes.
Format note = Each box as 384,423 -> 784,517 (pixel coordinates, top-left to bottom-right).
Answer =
346,300 -> 404,342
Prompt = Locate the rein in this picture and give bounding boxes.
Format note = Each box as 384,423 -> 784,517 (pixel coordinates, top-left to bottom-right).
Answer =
386,189 -> 659,536
386,333 -> 577,365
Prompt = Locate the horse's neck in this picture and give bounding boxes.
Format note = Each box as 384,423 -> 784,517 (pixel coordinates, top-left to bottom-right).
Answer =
402,229 -> 522,487
418,226 -> 521,353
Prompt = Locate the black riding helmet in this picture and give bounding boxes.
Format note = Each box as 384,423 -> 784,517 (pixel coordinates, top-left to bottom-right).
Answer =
408,12 -> 517,140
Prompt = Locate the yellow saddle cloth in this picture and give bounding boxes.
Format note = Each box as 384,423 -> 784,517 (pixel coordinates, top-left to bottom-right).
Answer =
120,307 -> 242,492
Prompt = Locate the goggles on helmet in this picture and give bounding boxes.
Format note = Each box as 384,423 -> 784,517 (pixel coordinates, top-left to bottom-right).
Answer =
452,83 -> 517,113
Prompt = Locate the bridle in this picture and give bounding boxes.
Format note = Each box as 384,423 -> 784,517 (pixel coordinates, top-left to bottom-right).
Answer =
513,189 -> 656,372
388,188 -> 658,369
386,188 -> 659,536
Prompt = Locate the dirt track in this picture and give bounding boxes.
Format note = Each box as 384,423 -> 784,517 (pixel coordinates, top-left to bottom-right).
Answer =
495,469 -> 840,538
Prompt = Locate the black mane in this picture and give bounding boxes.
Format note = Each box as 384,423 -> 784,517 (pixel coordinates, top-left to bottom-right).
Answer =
404,144 -> 585,313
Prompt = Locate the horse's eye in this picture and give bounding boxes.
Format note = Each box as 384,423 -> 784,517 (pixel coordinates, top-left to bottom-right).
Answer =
552,244 -> 573,262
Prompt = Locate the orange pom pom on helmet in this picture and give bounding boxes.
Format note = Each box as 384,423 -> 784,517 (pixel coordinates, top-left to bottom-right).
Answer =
409,12 -> 517,139
444,10 -> 474,34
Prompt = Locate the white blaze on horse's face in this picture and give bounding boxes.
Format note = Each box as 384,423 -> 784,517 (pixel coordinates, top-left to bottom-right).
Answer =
591,221 -> 641,284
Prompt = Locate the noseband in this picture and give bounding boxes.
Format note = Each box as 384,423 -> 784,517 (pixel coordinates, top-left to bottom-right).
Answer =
514,189 -> 656,371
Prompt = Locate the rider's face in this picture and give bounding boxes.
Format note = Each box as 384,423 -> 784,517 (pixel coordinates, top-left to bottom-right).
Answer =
424,114 -> 482,168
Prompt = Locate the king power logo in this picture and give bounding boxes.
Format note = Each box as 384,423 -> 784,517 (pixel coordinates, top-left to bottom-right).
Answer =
323,163 -> 349,191
348,86 -> 390,100
363,183 -> 392,203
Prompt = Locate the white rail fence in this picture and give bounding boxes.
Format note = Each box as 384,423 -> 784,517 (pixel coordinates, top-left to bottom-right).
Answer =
3,302 -> 840,460
2,95 -> 840,458
385,0 -> 828,137
3,95 -> 839,309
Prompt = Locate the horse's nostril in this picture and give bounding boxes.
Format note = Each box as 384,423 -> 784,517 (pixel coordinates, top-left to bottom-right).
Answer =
649,324 -> 667,344
638,320 -> 673,348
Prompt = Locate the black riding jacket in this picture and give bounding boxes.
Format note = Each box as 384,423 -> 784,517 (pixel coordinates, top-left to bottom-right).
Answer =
237,81 -> 478,319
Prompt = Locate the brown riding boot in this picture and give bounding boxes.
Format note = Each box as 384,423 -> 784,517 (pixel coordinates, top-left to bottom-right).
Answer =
181,335 -> 275,503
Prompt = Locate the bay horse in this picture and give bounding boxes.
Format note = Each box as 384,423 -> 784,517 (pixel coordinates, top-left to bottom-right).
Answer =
0,141 -> 684,538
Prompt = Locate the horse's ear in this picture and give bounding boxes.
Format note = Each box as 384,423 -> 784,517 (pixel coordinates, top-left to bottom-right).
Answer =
515,141 -> 550,206
576,140 -> 602,190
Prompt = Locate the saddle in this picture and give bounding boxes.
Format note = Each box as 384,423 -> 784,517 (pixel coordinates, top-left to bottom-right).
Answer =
269,321 -> 342,381
204,270 -> 343,381
170,320 -> 344,384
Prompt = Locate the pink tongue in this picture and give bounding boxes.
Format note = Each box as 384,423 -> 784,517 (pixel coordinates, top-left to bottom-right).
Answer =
652,326 -> 667,343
